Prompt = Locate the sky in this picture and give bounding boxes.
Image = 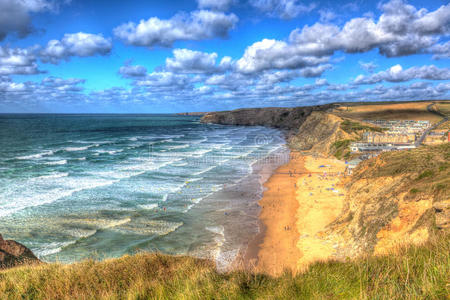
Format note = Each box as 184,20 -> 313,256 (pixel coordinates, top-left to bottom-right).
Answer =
0,0 -> 449,113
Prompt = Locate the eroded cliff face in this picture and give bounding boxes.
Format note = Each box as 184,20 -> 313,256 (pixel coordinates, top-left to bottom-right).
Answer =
201,105 -> 334,131
322,144 -> 449,259
288,112 -> 357,155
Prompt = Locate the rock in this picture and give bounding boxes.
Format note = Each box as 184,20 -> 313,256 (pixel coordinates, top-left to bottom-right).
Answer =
434,200 -> 450,230
0,234 -> 40,269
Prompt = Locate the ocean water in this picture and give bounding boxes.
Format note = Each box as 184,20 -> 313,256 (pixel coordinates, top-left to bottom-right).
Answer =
0,114 -> 287,267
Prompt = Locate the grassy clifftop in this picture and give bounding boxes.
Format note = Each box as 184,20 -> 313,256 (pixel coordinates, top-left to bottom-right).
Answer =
0,233 -> 448,299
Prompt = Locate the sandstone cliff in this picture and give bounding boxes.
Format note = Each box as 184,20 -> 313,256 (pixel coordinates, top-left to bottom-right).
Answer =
0,234 -> 39,269
323,144 -> 449,259
288,111 -> 359,155
202,106 -> 449,262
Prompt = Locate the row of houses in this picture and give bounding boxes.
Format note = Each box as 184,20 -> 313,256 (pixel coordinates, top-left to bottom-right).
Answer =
345,120 -> 436,175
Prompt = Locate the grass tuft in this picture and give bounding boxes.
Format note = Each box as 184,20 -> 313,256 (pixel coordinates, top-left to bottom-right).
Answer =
0,233 -> 449,299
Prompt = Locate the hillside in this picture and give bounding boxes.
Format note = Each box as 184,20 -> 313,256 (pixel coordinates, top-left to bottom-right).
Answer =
201,104 -> 334,132
301,143 -> 450,265
0,233 -> 448,299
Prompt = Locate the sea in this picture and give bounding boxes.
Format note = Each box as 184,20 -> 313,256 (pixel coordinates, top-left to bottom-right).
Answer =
0,114 -> 288,269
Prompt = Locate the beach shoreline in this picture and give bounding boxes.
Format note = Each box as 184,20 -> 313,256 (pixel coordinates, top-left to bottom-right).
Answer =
244,150 -> 348,275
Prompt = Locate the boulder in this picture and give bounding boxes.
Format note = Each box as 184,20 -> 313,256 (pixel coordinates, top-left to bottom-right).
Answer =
0,234 -> 40,269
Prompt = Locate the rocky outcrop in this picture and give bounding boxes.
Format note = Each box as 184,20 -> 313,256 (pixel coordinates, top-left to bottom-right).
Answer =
201,104 -> 335,132
0,234 -> 39,269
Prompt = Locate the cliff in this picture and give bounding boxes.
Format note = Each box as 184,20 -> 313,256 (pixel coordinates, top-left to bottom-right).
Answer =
203,107 -> 449,262
288,111 -> 359,155
318,143 -> 449,259
0,234 -> 40,269
201,104 -> 335,131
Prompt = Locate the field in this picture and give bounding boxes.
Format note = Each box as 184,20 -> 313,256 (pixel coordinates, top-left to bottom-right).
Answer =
333,101 -> 445,123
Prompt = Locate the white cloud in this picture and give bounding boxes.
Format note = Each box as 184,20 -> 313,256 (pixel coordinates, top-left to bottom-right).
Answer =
299,64 -> 332,77
113,10 -> 238,48
40,32 -> 112,64
429,41 -> 450,59
236,38 -> 330,73
0,46 -> 43,75
238,0 -> 450,74
165,48 -> 232,74
197,0 -> 233,11
0,76 -> 26,92
119,64 -> 147,78
359,61 -> 377,73
354,64 -> 450,84
135,72 -> 195,88
249,0 -> 316,19
0,0 -> 67,41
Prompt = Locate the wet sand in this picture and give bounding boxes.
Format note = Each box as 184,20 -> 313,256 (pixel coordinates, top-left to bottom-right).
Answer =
253,151 -> 305,275
251,151 -> 347,276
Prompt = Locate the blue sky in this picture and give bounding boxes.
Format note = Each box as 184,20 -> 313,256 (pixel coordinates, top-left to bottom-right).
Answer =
0,0 -> 449,113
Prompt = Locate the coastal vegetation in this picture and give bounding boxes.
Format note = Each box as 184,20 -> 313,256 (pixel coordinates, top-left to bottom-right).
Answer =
355,143 -> 449,201
0,232 -> 448,299
331,139 -> 354,160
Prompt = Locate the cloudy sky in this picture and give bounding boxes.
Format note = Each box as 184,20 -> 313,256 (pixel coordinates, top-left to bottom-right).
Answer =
0,0 -> 449,113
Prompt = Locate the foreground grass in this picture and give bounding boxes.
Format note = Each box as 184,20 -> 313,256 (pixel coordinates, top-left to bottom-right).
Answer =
0,233 -> 449,299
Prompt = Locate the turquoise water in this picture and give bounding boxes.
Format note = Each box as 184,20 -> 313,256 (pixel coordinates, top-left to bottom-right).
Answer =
0,114 -> 286,267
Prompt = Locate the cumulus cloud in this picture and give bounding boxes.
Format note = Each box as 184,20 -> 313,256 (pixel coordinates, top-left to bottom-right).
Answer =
359,61 -> 377,73
0,46 -> 43,75
354,64 -> 450,84
135,72 -> 196,88
165,48 -> 232,74
429,41 -> 450,59
41,76 -> 85,92
197,0 -> 233,11
236,38 -> 330,73
249,0 -> 316,19
119,63 -> 147,78
0,0 -> 67,41
299,64 -> 332,77
0,76 -> 26,92
113,10 -> 238,48
237,0 -> 450,74
0,75 -> 86,107
40,32 -> 112,64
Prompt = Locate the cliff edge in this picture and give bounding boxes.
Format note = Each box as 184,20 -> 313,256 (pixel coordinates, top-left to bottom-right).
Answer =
201,104 -> 335,131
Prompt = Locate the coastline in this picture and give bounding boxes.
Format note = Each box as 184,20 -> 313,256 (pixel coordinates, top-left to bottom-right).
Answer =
191,143 -> 290,271
246,150 -> 348,275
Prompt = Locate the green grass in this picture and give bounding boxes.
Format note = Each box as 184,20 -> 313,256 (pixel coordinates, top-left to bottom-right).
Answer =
409,188 -> 420,194
0,232 -> 448,299
340,120 -> 385,134
331,139 -> 354,160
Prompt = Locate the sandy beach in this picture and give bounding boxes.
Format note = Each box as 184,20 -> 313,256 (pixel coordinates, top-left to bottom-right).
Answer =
254,151 -> 347,276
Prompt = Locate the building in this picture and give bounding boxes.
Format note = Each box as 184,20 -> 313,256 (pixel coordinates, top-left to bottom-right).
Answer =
364,131 -> 416,144
423,130 -> 449,145
350,142 -> 394,153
